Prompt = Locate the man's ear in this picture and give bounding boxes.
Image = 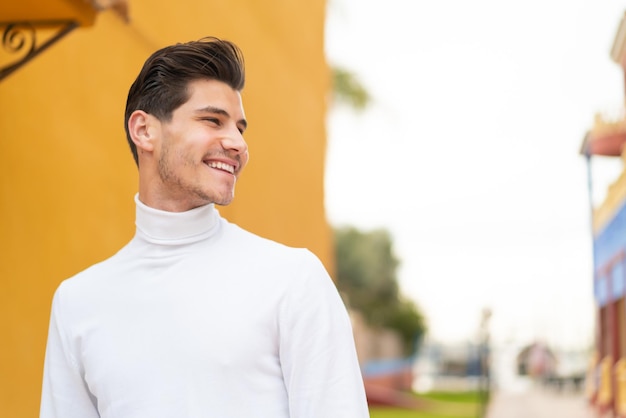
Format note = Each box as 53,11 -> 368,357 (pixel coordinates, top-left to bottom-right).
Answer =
128,110 -> 157,152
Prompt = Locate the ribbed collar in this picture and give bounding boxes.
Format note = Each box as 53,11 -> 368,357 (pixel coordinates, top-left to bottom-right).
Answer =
134,194 -> 220,245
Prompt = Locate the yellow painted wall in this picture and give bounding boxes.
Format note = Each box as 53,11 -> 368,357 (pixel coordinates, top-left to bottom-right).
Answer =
0,1 -> 331,416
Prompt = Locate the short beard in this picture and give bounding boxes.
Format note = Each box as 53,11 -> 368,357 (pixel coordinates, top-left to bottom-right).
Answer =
157,141 -> 215,205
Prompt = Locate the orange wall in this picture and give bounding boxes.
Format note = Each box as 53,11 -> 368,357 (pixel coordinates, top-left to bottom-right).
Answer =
0,1 -> 331,415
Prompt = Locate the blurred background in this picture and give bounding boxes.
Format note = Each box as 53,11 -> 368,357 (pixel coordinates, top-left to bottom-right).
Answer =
3,0 -> 626,417
326,0 -> 613,391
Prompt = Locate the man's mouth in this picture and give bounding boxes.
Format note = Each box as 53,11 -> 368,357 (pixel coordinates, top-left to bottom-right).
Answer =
206,161 -> 235,174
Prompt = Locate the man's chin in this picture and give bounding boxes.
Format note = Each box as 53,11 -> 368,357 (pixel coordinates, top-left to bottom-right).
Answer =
215,202 -> 232,207
213,194 -> 235,207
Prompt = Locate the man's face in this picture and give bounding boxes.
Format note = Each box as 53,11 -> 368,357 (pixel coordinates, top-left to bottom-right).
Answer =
153,79 -> 248,210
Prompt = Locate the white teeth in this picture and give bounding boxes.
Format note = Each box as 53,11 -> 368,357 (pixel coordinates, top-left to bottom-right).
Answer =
208,161 -> 235,174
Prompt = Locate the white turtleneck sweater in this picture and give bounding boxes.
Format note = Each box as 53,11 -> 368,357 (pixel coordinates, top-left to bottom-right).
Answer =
40,196 -> 369,418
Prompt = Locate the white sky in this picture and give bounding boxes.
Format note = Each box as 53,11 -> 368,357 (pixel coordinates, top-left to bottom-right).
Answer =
324,0 -> 626,350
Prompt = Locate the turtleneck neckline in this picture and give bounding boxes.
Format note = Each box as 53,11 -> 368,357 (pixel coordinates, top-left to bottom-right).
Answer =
134,194 -> 220,245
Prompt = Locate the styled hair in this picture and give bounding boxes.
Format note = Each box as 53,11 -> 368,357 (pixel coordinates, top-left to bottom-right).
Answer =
124,36 -> 246,165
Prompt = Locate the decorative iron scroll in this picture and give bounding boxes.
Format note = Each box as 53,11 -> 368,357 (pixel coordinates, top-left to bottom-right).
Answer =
0,20 -> 79,82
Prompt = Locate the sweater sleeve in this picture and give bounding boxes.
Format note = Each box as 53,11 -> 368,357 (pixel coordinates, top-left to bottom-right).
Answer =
279,250 -> 369,418
40,284 -> 100,418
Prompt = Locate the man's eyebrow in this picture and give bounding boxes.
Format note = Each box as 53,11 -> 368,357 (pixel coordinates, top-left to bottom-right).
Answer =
196,106 -> 247,130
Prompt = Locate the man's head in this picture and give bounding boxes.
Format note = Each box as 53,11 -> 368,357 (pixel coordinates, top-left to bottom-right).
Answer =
125,37 -> 249,212
125,37 -> 245,166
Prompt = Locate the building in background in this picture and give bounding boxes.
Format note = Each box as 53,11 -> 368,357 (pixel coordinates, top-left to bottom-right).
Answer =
0,1 -> 331,416
581,10 -> 626,417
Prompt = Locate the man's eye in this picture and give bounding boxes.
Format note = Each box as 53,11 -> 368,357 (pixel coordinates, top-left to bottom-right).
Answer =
204,118 -> 220,125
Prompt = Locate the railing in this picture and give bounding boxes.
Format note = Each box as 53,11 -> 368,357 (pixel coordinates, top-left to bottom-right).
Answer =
0,20 -> 78,82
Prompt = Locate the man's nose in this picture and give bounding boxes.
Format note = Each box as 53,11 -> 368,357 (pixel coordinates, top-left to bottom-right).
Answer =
222,127 -> 248,155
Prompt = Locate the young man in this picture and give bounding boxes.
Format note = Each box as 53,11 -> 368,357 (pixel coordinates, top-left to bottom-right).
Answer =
40,37 -> 369,417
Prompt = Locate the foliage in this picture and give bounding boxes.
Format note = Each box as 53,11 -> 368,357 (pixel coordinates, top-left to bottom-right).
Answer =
369,390 -> 484,418
334,227 -> 426,355
369,409 -> 440,418
331,67 -> 371,110
421,390 -> 488,403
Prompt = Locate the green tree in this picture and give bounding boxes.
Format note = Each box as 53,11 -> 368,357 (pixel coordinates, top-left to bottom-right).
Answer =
330,57 -> 425,355
331,67 -> 370,110
334,227 -> 427,355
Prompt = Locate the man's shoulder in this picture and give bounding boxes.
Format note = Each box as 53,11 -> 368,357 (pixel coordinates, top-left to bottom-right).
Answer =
56,240 -> 134,295
224,220 -> 299,251
222,221 -> 321,265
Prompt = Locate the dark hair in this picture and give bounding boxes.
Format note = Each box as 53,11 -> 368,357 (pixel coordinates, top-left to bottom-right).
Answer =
124,36 -> 246,165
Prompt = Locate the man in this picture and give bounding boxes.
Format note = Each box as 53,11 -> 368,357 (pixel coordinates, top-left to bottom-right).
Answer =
40,37 -> 369,417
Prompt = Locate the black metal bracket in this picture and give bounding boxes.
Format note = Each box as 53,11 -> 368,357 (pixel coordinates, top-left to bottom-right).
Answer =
0,20 -> 79,82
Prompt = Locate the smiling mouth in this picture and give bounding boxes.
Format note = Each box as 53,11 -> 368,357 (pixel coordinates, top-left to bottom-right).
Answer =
206,161 -> 235,174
